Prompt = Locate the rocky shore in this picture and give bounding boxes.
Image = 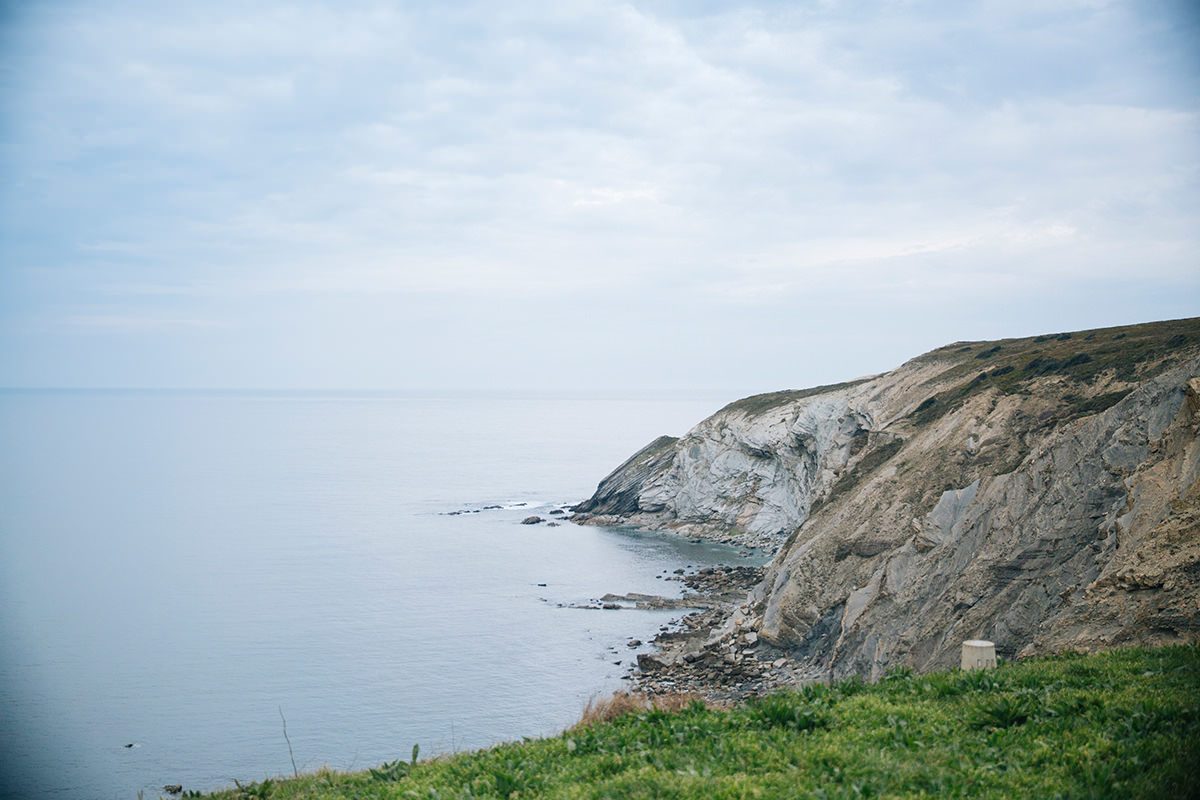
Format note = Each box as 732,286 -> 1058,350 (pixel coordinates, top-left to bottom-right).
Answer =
570,512 -> 784,551
620,565 -> 824,701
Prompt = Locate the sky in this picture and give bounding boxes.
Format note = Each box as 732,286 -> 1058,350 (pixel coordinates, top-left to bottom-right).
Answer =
1,0 -> 1197,394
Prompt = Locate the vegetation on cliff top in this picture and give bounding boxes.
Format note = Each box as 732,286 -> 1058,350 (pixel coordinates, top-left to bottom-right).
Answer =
198,644 -> 1199,799
715,318 -> 1198,426
718,378 -> 874,418
904,316 -> 1200,430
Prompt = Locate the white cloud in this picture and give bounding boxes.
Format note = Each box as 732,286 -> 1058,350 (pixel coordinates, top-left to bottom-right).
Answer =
60,315 -> 231,330
1,0 -> 1197,389
567,184 -> 660,206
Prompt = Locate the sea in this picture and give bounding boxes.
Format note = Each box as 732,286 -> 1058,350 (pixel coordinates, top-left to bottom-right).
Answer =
0,389 -> 764,799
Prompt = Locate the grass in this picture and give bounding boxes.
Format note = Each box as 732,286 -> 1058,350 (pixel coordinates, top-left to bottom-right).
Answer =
718,378 -> 874,418
925,318 -> 1198,384
197,644 -> 1200,799
903,317 -> 1200,430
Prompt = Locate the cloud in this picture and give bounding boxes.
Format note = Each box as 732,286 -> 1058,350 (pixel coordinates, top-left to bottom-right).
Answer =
99,283 -> 204,296
1,0 -> 1197,388
569,185 -> 659,207
59,315 -> 231,331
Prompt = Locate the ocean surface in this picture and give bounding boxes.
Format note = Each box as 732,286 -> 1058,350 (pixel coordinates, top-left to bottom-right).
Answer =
0,389 -> 762,799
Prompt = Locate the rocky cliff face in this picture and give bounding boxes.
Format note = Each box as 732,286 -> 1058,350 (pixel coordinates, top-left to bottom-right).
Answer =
574,319 -> 1200,679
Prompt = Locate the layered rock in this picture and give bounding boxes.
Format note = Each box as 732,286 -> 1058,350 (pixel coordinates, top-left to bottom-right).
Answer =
574,318 -> 1200,679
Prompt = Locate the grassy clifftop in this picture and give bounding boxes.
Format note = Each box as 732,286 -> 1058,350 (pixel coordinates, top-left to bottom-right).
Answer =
200,644 -> 1199,799
716,317 -> 1199,423
900,316 -> 1200,430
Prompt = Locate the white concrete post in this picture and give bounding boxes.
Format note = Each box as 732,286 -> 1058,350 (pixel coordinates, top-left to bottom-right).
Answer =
961,639 -> 996,671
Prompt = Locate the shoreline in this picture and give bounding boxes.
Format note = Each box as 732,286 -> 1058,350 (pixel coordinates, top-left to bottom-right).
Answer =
614,563 -> 825,702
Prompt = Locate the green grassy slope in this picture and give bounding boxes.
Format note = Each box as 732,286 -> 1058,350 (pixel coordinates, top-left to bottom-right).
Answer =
201,644 -> 1199,800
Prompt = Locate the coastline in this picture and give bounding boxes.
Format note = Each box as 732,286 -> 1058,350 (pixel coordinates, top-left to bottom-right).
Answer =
614,562 -> 825,701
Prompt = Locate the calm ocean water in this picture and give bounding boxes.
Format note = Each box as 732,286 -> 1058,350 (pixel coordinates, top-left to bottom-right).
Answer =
0,390 -> 758,799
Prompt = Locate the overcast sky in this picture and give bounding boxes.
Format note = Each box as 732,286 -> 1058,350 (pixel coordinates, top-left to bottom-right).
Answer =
1,0 -> 1197,394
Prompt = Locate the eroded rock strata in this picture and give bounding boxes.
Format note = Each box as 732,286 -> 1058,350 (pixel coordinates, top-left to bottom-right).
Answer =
576,318 -> 1200,684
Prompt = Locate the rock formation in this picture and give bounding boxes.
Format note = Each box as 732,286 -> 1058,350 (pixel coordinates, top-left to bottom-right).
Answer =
574,318 -> 1200,680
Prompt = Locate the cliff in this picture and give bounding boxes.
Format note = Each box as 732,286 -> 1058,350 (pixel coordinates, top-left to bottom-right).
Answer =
574,318 -> 1200,680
